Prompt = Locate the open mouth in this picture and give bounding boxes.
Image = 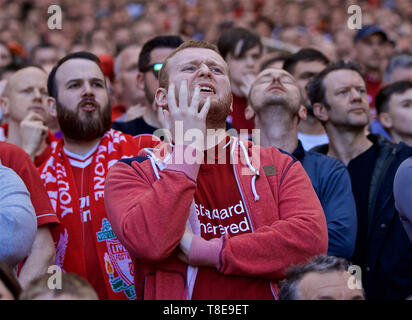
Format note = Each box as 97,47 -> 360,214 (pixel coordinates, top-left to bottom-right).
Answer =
198,84 -> 216,94
79,100 -> 98,112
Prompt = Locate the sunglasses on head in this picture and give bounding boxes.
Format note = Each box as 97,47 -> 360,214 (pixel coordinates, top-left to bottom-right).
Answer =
143,63 -> 163,79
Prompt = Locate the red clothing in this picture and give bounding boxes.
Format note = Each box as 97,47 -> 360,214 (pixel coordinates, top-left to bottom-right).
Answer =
0,123 -> 58,167
227,94 -> 254,135
365,74 -> 382,120
105,137 -> 328,300
192,141 -> 273,299
111,103 -> 126,122
0,141 -> 59,227
68,146 -> 108,300
39,130 -> 160,300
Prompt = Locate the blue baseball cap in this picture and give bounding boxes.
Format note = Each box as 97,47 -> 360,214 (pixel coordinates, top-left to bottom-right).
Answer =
354,25 -> 388,43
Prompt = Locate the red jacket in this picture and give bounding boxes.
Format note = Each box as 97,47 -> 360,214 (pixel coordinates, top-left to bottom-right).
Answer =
104,138 -> 328,299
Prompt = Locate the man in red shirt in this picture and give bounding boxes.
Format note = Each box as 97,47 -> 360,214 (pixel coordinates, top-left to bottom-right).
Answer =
0,141 -> 59,288
39,51 -> 159,300
0,66 -> 58,167
104,40 -> 328,300
217,28 -> 263,137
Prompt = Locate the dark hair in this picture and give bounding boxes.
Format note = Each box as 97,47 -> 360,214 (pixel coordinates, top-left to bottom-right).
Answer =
217,27 -> 263,60
260,54 -> 291,72
375,81 -> 412,114
283,48 -> 329,75
31,42 -> 58,60
278,255 -> 350,300
307,60 -> 365,107
252,16 -> 275,34
0,261 -> 22,299
47,51 -> 103,98
383,54 -> 412,83
138,35 -> 183,72
0,62 -> 25,80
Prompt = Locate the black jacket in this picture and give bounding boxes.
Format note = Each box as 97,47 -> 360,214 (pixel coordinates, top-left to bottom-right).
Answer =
312,134 -> 412,300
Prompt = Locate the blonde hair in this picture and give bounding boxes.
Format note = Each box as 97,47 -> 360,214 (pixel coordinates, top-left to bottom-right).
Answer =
19,272 -> 99,300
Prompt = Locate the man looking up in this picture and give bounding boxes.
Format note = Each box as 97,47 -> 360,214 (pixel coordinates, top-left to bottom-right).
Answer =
217,27 -> 263,137
308,60 -> 412,300
247,67 -> 357,259
39,51 -> 159,300
104,40 -> 328,300
282,48 -> 330,150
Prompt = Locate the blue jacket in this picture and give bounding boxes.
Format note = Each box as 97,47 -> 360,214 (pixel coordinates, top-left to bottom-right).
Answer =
292,141 -> 357,259
312,134 -> 412,300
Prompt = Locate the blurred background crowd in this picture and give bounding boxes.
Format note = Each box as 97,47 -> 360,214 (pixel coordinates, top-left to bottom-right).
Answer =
1,0 -> 411,68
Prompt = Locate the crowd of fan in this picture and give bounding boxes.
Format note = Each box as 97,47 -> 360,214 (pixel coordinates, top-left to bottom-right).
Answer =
0,0 -> 412,301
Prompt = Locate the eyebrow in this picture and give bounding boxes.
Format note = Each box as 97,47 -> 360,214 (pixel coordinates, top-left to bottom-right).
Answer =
65,78 -> 105,85
180,58 -> 225,69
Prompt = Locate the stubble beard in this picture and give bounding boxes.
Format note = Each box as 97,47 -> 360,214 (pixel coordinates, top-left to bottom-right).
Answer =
204,92 -> 233,129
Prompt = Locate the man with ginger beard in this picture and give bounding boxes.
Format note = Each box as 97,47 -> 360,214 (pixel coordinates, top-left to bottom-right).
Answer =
38,52 -> 159,300
104,40 -> 328,300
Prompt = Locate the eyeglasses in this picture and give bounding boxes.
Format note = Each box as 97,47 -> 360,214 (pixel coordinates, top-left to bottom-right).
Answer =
143,63 -> 163,79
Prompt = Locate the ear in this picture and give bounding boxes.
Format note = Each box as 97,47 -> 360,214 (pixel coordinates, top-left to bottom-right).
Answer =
244,105 -> 255,120
298,105 -> 307,121
313,102 -> 329,123
136,72 -> 145,90
47,97 -> 57,117
155,87 -> 169,110
0,96 -> 10,116
378,112 -> 393,129
112,77 -> 122,96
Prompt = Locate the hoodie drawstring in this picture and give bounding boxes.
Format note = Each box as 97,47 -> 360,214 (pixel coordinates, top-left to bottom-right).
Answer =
233,138 -> 260,201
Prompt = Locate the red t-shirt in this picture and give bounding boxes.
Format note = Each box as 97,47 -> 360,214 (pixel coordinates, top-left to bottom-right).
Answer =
65,146 -> 108,300
65,145 -> 107,300
365,74 -> 382,120
227,94 -> 255,136
111,103 -> 126,122
0,141 -> 59,227
0,123 -> 58,168
191,138 -> 273,300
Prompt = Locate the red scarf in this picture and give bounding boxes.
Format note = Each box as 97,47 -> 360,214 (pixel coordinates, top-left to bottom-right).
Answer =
39,129 -> 155,300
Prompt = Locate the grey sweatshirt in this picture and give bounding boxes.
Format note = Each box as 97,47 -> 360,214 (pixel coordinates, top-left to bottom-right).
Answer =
0,162 -> 37,269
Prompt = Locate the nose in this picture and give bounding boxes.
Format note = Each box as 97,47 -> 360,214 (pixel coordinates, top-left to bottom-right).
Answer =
271,75 -> 283,85
198,64 -> 212,78
32,88 -> 42,101
350,87 -> 362,102
81,81 -> 95,97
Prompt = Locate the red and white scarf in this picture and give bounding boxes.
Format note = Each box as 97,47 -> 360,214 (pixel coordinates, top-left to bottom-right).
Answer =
39,129 -> 158,300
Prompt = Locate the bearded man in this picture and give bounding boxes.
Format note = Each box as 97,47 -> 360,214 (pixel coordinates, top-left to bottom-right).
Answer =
104,40 -> 328,300
39,52 -> 159,300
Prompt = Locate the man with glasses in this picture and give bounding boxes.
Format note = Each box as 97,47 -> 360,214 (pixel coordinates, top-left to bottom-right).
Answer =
112,35 -> 183,136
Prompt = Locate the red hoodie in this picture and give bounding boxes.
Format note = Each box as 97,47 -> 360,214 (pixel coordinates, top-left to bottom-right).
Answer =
104,137 -> 328,300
